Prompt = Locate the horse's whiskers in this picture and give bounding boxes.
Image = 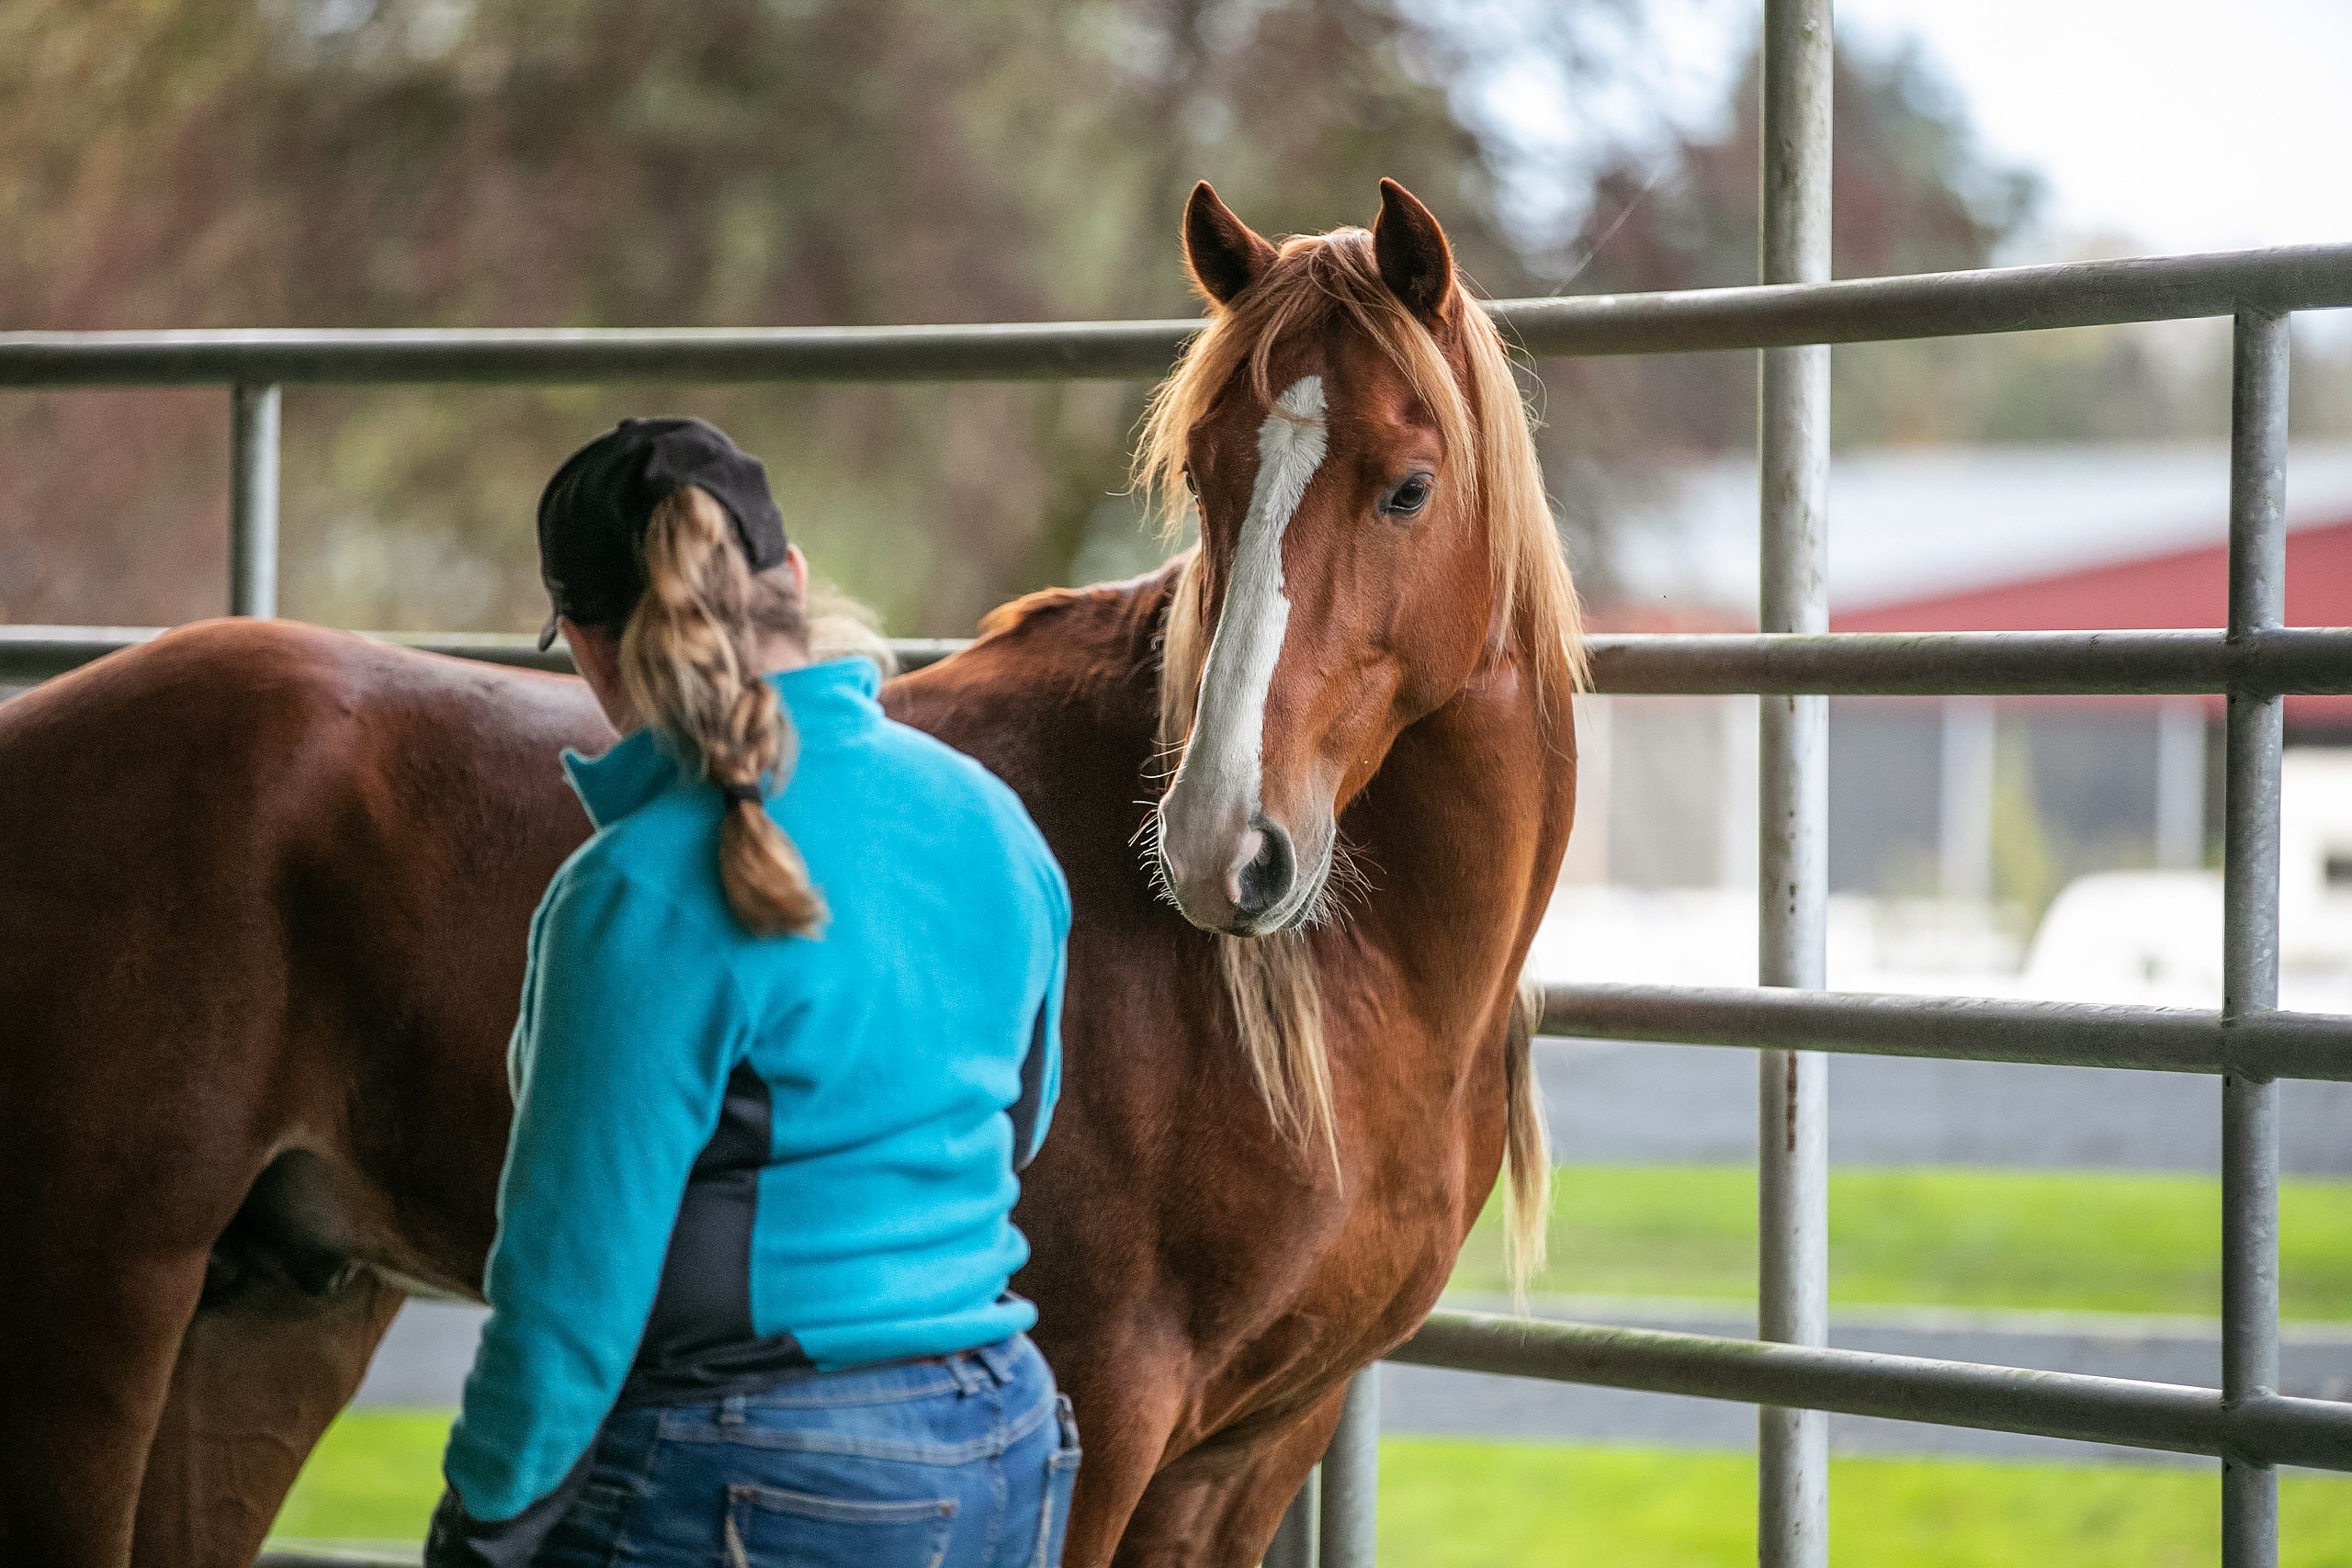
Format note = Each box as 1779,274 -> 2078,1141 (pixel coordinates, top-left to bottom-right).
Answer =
1135,803 -> 1184,914
1305,832 -> 1375,927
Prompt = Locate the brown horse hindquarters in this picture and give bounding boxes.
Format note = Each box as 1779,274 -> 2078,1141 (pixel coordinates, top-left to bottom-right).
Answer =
0,622 -> 601,1566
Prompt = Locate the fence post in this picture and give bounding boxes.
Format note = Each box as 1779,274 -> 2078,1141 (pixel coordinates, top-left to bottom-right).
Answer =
1265,1466 -> 1319,1568
2222,306 -> 2288,1568
1938,697 -> 1997,901
1318,1369 -> 1379,1568
2155,697 -> 2209,869
230,383 -> 280,617
1756,1 -> 1833,1565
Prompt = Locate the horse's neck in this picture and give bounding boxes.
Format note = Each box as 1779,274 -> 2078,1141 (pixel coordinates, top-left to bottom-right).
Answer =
1344,641 -> 1576,1034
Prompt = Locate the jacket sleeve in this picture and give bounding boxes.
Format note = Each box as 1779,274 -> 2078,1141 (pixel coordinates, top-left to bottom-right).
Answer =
440,865 -> 745,1537
1009,857 -> 1070,1171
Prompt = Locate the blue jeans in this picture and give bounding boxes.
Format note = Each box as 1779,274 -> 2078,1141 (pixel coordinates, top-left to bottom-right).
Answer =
533,1335 -> 1079,1568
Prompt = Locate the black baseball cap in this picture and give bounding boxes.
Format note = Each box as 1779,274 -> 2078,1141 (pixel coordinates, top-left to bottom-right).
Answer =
535,417 -> 790,649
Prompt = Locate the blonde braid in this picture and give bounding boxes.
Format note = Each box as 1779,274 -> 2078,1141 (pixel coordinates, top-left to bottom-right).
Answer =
621,486 -> 826,937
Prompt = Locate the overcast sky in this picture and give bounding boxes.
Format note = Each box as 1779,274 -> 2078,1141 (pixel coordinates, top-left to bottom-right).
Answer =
1833,0 -> 2352,258
1492,0 -> 2352,263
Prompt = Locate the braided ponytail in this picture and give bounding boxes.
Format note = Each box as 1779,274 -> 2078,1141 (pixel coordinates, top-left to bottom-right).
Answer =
620,486 -> 826,937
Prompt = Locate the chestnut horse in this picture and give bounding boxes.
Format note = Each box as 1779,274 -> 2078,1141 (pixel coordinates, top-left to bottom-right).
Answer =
0,179 -> 1579,1567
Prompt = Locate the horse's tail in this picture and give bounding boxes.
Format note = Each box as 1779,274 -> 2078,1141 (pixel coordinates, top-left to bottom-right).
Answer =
1502,974 -> 1551,1302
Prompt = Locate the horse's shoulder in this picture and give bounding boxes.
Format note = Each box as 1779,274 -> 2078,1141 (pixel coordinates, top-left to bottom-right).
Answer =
970,565 -> 1171,647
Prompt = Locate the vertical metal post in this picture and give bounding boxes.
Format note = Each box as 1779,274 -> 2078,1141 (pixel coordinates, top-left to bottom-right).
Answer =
1721,694 -> 1762,891
2156,697 -> 2209,870
1757,2 -> 1833,1565
1939,697 -> 1997,902
1318,1369 -> 1379,1568
230,384 -> 281,617
1266,1467 -> 1319,1568
2222,308 -> 2288,1568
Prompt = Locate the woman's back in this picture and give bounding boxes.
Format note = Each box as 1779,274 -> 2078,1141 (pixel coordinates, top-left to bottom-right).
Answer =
448,654 -> 1069,1533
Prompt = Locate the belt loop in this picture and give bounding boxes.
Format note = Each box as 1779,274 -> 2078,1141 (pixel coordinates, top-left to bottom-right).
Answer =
946,1354 -> 985,1395
719,1393 -> 748,1427
974,1337 -> 1019,1386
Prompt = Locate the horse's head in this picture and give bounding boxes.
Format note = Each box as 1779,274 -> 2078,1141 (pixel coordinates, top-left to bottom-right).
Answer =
1146,179 -> 1577,937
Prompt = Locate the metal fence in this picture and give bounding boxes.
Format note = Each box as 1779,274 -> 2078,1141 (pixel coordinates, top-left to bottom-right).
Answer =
9,22 -> 2352,1568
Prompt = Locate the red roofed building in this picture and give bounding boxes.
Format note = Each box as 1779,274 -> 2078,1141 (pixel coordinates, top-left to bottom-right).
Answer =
1577,445 -> 2352,903
1835,516 -> 2352,729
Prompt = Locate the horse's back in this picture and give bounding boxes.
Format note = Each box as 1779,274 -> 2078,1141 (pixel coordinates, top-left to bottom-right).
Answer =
0,618 -> 599,908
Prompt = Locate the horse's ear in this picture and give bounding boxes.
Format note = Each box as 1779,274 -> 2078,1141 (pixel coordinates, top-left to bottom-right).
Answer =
1373,177 -> 1459,327
1184,182 -> 1276,308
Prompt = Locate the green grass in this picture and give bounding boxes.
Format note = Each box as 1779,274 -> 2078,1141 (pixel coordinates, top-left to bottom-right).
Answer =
268,1409 -> 449,1547
1379,1439 -> 2352,1567
276,1416 -> 2352,1564
1448,1166 -> 2352,1319
273,1168 -> 2352,1551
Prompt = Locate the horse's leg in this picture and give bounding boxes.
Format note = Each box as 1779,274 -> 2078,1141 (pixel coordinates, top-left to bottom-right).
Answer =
130,1272 -> 406,1568
0,1045 -> 266,1568
1024,1339 -> 1189,1568
0,1043 -> 358,1566
1108,1391 -> 1348,1568
0,1232 -> 211,1568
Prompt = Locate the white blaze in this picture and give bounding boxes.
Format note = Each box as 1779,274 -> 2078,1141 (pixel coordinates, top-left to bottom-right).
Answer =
1167,376 -> 1329,869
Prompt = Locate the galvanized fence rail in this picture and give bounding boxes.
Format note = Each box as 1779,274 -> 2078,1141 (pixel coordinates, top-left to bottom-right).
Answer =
9,94 -> 2352,1568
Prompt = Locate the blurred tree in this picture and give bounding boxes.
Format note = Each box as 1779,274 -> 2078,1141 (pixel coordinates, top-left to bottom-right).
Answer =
1526,39 -> 2249,607
15,7 -> 2319,635
0,0 -> 1575,632
2292,324 -> 2352,441
1547,39 -> 2043,458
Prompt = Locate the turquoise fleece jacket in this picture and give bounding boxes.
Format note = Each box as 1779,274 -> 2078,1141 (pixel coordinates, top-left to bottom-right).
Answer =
441,656 -> 1069,1529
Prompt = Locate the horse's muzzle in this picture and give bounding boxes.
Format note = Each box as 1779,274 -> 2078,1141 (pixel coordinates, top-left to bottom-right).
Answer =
1160,802 -> 1323,937
1231,816 -> 1296,926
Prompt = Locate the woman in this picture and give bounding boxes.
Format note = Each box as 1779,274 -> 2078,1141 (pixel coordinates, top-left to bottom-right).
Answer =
425,417 -> 1078,1568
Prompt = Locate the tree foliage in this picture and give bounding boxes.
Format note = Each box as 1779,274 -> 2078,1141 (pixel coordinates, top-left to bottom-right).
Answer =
1520,39 -> 2277,604
0,0 -> 1549,630
10,6 -> 2307,632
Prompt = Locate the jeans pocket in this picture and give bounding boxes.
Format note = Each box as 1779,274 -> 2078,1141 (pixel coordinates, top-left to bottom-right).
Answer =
1031,1395 -> 1082,1568
724,1483 -> 956,1568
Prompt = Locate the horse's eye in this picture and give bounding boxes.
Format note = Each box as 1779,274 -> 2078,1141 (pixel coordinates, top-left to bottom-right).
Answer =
1383,475 -> 1432,518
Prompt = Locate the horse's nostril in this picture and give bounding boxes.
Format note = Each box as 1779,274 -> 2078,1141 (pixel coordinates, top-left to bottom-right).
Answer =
1234,818 -> 1295,919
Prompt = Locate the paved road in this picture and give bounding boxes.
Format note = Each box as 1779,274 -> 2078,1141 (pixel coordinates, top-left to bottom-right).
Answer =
1393,1296 -> 2352,1465
359,1296 -> 2352,1465
352,1044 -> 2352,1456
1538,1038 -> 2352,1173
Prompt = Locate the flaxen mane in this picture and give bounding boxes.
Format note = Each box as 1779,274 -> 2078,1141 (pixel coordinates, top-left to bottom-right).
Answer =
1134,224 -> 1583,1286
